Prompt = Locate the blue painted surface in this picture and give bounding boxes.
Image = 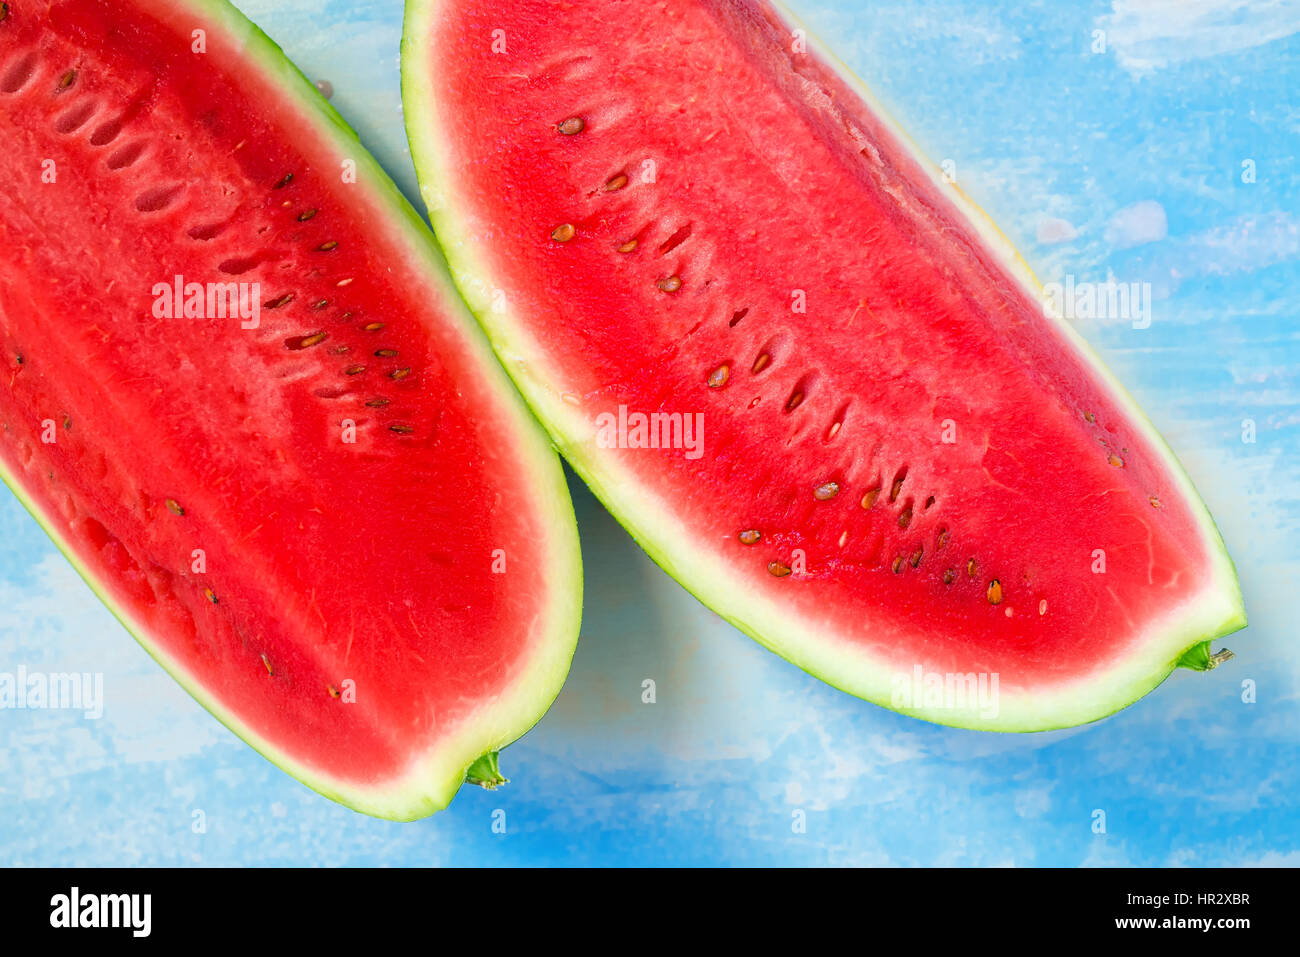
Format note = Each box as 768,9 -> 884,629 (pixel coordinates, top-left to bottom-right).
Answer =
1,0 -> 1296,866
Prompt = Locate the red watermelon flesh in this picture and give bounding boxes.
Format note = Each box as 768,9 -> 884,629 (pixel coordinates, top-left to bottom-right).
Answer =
402,0 -> 1245,730
0,0 -> 581,819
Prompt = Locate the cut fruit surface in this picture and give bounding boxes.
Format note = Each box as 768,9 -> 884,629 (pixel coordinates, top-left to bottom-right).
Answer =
402,0 -> 1245,730
0,0 -> 581,819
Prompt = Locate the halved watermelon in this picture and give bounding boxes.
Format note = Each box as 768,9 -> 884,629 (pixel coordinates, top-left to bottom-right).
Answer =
0,0 -> 581,819
402,0 -> 1245,730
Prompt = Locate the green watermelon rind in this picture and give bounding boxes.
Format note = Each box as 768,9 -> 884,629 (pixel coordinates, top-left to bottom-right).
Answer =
400,0 -> 1245,732
0,0 -> 583,820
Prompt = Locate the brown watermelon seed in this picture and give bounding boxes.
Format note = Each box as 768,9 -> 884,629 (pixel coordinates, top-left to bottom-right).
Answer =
1108,453 -> 1124,468
604,173 -> 628,191
165,498 -> 184,516
617,239 -> 638,253
298,209 -> 317,222
967,558 -> 978,579
265,292 -> 295,309
0,4 -> 8,23
1149,495 -> 1162,508
891,556 -> 904,574
332,346 -> 350,354
273,172 -> 293,189
785,391 -> 804,412
261,653 -> 274,676
287,331 -> 328,350
311,300 -> 330,311
344,365 -> 366,376
936,526 -> 950,549
328,685 -> 340,698
318,240 -> 338,251
389,367 -> 411,380
707,364 -> 730,388
751,353 -> 771,374
557,116 -> 585,135
658,275 -> 682,293
943,568 -> 955,585
898,506 -> 913,529
389,424 -> 414,434
739,529 -> 760,545
861,487 -> 880,509
374,349 -> 398,358
987,580 -> 1003,605
814,481 -> 839,501
363,322 -> 384,332
204,588 -> 219,604
1084,411 -> 1095,423
365,398 -> 389,408
889,470 -> 906,502
911,547 -> 924,568
57,70 -> 77,92
768,561 -> 792,578
551,223 -> 576,243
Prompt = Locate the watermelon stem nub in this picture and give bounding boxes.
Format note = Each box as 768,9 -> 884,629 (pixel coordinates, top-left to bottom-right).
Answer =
465,751 -> 509,791
1176,641 -> 1235,672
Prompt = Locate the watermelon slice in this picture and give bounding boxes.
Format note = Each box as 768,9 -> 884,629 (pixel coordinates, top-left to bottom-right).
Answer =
0,0 -> 581,819
401,0 -> 1246,731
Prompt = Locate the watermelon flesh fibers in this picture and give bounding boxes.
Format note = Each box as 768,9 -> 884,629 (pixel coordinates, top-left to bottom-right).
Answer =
0,0 -> 581,819
403,0 -> 1246,730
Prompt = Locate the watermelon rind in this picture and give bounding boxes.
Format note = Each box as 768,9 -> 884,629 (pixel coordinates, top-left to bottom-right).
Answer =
400,0 -> 1245,732
0,0 -> 583,820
